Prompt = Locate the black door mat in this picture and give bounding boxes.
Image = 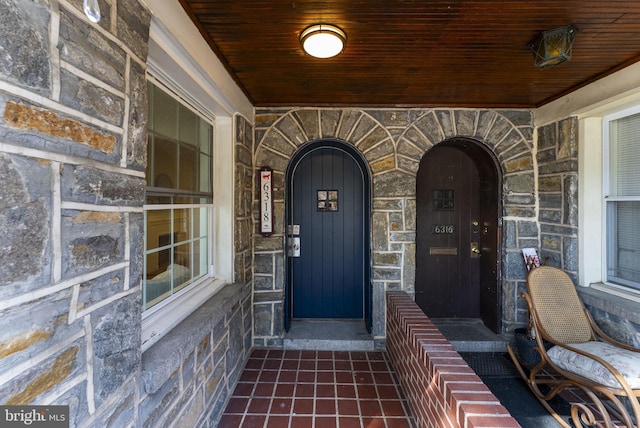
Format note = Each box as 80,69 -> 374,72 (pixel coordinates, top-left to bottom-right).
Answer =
459,352 -> 520,378
460,352 -> 573,428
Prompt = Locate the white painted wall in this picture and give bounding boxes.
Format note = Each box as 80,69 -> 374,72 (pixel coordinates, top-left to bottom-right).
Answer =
143,0 -> 254,119
534,62 -> 640,126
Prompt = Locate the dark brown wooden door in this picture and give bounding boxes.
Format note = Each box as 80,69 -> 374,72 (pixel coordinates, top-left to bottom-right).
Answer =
415,141 -> 500,331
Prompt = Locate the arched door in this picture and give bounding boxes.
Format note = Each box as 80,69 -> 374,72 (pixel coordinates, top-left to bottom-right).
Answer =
415,139 -> 501,332
285,141 -> 371,331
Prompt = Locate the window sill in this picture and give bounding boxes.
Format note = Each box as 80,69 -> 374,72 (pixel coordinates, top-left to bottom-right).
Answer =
579,283 -> 640,325
142,277 -> 226,352
141,281 -> 247,394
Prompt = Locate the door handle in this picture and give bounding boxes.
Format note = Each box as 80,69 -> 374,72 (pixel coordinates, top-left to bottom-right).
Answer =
471,242 -> 481,258
288,236 -> 300,257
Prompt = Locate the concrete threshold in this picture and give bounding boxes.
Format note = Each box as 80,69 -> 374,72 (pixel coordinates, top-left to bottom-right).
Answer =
431,318 -> 509,352
284,318 -> 375,351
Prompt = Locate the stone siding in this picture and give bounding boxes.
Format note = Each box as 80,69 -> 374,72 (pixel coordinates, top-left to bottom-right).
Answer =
137,114 -> 255,427
0,1 -> 253,427
536,117 -> 579,273
0,1 -> 150,426
253,108 -> 540,346
509,117 -> 579,324
138,283 -> 252,428
235,114 -> 255,286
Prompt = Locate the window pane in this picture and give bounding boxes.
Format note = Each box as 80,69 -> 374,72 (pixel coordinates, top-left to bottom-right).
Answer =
152,86 -> 178,139
607,201 -> 640,289
146,194 -> 172,205
174,243 -> 192,289
145,252 -> 171,308
179,144 -> 197,191
174,207 -> 191,245
610,112 -> 640,197
199,154 -> 211,193
194,237 -> 208,278
153,138 -> 177,189
199,117 -> 211,155
146,209 -> 172,268
144,81 -> 214,311
179,105 -> 199,147
193,207 -> 207,238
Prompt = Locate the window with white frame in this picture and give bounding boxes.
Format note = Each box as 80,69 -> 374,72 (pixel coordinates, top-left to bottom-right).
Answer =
143,80 -> 214,310
604,107 -> 640,291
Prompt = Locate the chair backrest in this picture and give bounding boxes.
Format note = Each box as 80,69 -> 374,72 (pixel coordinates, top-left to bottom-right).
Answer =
526,266 -> 593,344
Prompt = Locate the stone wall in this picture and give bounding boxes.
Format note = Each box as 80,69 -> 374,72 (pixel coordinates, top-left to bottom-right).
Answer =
137,115 -> 254,427
0,0 -> 150,425
531,116 -> 640,349
536,117 -> 579,272
581,289 -> 640,348
138,283 -> 252,428
253,108 -> 541,346
0,1 -> 254,427
235,115 -> 255,286
508,117 -> 580,324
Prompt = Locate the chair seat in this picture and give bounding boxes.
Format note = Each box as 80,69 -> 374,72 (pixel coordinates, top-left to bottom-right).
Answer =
548,341 -> 640,389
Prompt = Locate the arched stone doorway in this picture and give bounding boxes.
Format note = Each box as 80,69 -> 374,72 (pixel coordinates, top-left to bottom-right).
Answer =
252,107 -> 534,346
415,138 -> 502,332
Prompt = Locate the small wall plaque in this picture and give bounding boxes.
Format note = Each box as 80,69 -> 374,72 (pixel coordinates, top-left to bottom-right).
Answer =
260,167 -> 274,236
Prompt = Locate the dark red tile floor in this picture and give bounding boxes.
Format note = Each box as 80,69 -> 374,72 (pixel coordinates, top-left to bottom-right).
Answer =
219,349 -> 416,428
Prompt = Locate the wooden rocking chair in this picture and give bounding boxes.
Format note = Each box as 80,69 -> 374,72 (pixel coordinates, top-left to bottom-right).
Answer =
507,266 -> 640,427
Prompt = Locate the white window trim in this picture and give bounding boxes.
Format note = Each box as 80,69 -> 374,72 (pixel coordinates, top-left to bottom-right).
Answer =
601,104 -> 640,292
142,278 -> 226,351
142,18 -> 235,352
578,98 -> 640,303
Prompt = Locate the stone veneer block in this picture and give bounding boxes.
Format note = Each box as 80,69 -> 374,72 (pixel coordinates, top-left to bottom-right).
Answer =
141,282 -> 249,394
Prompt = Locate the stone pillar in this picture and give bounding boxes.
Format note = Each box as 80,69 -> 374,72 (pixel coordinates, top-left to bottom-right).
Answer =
0,0 -> 150,425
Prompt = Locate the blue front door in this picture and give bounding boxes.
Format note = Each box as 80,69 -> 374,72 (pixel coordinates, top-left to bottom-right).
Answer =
289,145 -> 366,319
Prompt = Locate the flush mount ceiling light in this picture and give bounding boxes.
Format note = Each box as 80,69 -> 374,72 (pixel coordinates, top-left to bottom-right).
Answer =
300,24 -> 346,59
529,25 -> 577,69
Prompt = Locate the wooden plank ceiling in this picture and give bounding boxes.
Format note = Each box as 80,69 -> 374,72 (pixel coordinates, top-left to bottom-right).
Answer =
179,0 -> 640,108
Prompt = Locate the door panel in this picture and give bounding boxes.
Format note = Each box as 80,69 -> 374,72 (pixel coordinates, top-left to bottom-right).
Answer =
415,141 -> 500,332
416,145 -> 480,318
478,164 -> 500,331
291,147 -> 364,318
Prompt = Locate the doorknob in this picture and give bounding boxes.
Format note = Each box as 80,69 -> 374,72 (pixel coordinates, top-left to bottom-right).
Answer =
470,242 -> 481,258
288,236 -> 300,257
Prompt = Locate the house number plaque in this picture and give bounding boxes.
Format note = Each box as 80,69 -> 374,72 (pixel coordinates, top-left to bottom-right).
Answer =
432,225 -> 455,234
260,167 -> 273,236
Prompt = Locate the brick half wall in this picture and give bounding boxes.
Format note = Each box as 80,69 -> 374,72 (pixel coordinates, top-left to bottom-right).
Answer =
386,291 -> 521,428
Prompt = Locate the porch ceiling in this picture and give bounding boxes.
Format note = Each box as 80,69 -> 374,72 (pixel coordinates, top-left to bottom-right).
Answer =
179,0 -> 640,108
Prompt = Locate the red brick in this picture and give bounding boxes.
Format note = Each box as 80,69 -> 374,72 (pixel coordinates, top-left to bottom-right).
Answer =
386,291 -> 517,428
466,415 -> 521,428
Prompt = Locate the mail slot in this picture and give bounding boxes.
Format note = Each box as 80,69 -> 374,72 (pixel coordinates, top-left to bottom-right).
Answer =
429,247 -> 458,256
